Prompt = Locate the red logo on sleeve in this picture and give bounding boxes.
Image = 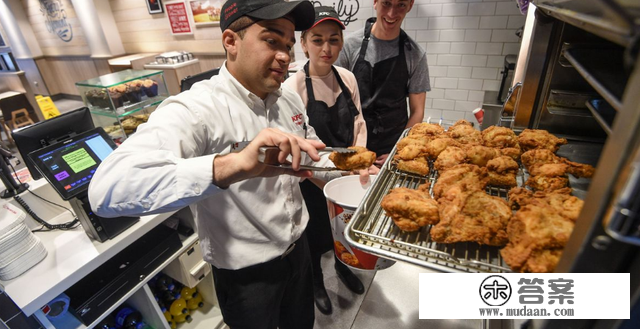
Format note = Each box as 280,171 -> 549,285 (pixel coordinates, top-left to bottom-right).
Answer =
291,113 -> 304,126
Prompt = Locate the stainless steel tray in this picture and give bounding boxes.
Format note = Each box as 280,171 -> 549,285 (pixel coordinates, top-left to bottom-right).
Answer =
345,129 -> 526,273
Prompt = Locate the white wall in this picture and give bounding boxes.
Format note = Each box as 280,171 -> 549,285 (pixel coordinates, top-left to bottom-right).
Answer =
109,0 -> 225,55
297,0 -> 525,124
20,0 -> 91,56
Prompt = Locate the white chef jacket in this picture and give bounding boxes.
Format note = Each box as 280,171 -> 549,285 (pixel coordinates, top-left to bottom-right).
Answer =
88,62 -> 340,270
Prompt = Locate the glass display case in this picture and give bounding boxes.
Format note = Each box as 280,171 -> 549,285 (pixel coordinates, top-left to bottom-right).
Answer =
75,69 -> 168,143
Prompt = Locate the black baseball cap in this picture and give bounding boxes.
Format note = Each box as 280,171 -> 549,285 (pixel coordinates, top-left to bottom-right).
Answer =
309,6 -> 345,30
220,0 -> 315,32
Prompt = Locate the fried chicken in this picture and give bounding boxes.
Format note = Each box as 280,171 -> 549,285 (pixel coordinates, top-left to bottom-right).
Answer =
486,156 -> 519,187
516,249 -> 564,273
517,129 -> 568,152
522,155 -> 594,191
528,163 -> 569,177
434,146 -> 467,171
452,119 -> 473,127
417,182 -> 432,194
447,120 -> 482,145
502,184 -> 584,273
394,143 -> 428,161
409,122 -> 445,137
507,187 -> 534,209
520,149 -> 595,187
464,145 -> 500,167
500,203 -> 575,272
329,146 -> 376,170
499,146 -> 522,161
504,203 -> 575,249
521,149 -> 562,168
539,191 -> 584,222
522,149 -> 596,178
396,135 -> 430,152
482,126 -> 519,149
432,164 -> 489,200
564,159 -> 596,178
521,152 -> 570,191
507,187 -> 583,221
396,157 -> 430,176
489,171 -> 518,188
525,175 -> 569,191
425,137 -> 460,159
380,187 -> 439,232
487,155 -> 520,174
430,191 -> 511,246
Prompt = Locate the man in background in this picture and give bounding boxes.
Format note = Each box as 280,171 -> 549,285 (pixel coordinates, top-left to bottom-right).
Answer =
336,0 -> 430,166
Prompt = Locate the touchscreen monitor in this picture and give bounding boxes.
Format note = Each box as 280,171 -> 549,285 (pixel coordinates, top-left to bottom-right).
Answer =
12,107 -> 94,180
28,128 -> 117,200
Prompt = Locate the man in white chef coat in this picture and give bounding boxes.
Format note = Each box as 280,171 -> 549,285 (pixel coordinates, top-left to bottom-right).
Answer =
88,1 -> 347,328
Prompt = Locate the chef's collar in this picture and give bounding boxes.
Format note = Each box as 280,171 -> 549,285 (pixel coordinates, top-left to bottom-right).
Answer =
220,62 -> 282,109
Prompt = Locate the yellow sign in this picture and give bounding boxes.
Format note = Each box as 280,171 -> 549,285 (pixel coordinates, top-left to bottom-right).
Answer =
35,95 -> 61,119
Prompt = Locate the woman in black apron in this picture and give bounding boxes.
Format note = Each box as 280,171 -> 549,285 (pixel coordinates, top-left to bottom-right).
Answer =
283,6 -> 370,315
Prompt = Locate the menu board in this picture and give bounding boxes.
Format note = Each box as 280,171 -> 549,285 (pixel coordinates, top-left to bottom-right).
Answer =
165,1 -> 194,35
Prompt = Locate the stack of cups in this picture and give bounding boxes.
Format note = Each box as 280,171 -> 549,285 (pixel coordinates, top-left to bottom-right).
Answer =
0,203 -> 47,280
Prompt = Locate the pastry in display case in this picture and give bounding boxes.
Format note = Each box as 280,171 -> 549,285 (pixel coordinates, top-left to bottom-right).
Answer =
99,113 -> 151,144
76,69 -> 168,143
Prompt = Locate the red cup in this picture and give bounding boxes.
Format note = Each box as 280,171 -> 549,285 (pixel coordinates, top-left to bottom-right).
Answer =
473,108 -> 484,125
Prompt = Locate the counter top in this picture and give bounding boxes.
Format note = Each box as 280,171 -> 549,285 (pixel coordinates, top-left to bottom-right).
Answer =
0,180 -> 176,316
144,59 -> 200,70
108,53 -> 158,66
0,90 -> 22,99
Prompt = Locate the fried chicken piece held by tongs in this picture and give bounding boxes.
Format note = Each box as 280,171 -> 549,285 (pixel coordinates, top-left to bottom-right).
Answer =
329,146 -> 376,170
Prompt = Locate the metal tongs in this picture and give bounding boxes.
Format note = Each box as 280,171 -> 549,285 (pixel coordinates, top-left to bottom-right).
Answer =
258,146 -> 354,171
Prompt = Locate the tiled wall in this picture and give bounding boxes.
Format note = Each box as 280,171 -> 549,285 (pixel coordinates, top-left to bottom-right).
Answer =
298,0 -> 525,125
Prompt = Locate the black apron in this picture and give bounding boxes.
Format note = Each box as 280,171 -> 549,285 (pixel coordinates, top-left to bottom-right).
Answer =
353,17 -> 410,156
301,62 -> 360,256
303,61 -> 359,148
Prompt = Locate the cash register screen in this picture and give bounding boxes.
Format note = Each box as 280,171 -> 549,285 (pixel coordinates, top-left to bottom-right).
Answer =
28,128 -> 117,201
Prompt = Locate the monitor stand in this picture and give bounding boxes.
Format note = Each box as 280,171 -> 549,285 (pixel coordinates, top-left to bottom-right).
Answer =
0,154 -> 28,199
69,192 -> 139,242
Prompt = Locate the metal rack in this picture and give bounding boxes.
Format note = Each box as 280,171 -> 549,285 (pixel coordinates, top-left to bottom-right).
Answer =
345,130 -> 528,273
